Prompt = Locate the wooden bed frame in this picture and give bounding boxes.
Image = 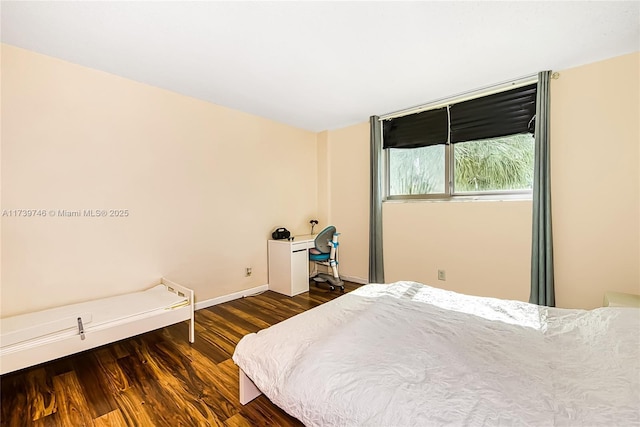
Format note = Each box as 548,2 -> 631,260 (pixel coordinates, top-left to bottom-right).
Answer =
0,278 -> 194,375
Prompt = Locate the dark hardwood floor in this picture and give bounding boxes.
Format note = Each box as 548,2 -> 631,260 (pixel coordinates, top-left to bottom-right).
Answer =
1,281 -> 361,426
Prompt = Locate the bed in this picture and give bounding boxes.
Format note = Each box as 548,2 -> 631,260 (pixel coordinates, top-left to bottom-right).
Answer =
233,281 -> 640,426
1,278 -> 194,375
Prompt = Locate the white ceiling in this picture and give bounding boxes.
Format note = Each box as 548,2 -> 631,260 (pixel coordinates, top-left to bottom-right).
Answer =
2,1 -> 638,132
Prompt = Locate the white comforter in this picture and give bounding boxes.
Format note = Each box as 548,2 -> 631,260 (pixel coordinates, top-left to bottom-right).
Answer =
233,281 -> 640,426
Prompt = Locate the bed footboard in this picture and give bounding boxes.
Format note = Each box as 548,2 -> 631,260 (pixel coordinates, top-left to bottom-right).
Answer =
161,277 -> 195,343
239,369 -> 262,404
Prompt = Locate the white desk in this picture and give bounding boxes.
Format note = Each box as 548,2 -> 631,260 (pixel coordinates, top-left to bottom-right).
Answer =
268,235 -> 315,297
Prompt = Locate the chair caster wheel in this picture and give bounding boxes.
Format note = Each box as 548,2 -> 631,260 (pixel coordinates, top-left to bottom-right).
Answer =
340,286 -> 345,293
329,286 -> 335,291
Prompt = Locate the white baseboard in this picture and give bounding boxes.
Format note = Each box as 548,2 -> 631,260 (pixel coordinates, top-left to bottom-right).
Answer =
194,277 -> 367,311
195,284 -> 269,311
341,275 -> 368,285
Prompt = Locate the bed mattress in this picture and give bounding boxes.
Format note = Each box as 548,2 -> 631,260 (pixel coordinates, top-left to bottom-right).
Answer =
233,281 -> 640,426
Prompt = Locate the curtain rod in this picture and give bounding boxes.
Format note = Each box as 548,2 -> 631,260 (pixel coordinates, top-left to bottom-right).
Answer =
379,73 -> 539,121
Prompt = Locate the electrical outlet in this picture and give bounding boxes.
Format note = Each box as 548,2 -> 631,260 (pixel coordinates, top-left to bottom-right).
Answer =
438,269 -> 446,281
245,267 -> 252,277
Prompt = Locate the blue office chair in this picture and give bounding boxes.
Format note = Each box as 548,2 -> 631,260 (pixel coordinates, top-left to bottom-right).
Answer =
309,226 -> 344,292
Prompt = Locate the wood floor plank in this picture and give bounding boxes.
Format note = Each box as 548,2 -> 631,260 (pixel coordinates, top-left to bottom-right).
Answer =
0,280 -> 360,426
198,310 -> 251,348
24,368 -> 56,422
145,338 -> 233,424
261,291 -> 309,312
240,395 -> 303,427
165,317 -> 228,364
216,304 -> 271,331
223,413 -> 254,427
198,310 -> 246,345
93,348 -> 131,393
226,298 -> 284,327
1,373 -> 29,427
112,343 -> 130,359
119,351 -> 193,426
216,359 -> 241,400
31,413 -> 59,427
93,409 -> 126,427
51,371 -> 94,427
161,329 -> 240,408
191,327 -> 236,364
108,387 -> 155,427
74,354 -> 118,419
43,357 -> 74,378
122,341 -> 225,426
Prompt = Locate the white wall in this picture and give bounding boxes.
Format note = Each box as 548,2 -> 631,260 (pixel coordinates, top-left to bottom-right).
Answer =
316,130 -> 330,227
322,122 -> 370,283
1,44 -> 318,316
551,52 -> 639,308
384,200 -> 532,301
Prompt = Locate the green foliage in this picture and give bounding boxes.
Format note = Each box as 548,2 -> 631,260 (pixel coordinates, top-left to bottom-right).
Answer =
388,133 -> 534,196
454,134 -> 534,192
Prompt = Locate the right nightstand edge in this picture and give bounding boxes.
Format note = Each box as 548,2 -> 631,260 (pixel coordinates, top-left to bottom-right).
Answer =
603,291 -> 640,307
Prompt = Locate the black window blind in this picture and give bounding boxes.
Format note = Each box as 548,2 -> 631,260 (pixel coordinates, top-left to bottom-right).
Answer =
382,83 -> 537,149
382,107 -> 448,149
449,83 -> 537,143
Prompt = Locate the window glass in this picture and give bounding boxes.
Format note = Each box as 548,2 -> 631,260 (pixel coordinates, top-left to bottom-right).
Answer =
388,145 -> 445,196
453,133 -> 534,193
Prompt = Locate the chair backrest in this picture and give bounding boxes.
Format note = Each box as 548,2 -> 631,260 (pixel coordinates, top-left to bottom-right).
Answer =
314,226 -> 336,254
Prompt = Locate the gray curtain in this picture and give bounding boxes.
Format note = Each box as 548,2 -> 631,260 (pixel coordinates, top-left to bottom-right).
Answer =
369,116 -> 385,283
530,71 -> 554,306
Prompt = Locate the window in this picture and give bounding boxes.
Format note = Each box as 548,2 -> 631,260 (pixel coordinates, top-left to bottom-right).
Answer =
453,133 -> 534,193
384,81 -> 537,199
